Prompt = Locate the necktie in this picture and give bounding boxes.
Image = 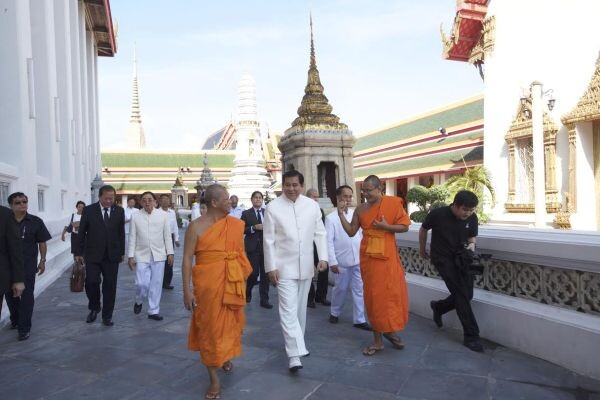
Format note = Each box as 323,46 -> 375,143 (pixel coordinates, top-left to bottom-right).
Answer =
256,209 -> 262,223
103,208 -> 109,225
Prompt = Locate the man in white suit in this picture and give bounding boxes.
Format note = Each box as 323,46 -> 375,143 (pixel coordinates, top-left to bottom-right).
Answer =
263,170 -> 328,372
128,191 -> 174,321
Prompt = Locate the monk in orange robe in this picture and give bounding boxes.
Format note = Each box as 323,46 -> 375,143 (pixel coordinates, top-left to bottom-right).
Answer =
338,175 -> 410,356
182,184 -> 252,399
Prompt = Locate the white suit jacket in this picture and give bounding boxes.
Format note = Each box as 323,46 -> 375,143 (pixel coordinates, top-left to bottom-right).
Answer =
128,208 -> 174,262
263,194 -> 328,280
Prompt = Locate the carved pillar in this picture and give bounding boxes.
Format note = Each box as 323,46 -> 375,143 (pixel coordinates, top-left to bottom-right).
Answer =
568,124 -> 577,212
544,131 -> 559,212
507,140 -> 516,204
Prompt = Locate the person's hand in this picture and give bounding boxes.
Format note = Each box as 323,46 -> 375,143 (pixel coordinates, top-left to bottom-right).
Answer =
183,288 -> 195,311
37,260 -> 46,275
372,216 -> 389,230
337,199 -> 346,214
254,224 -> 263,231
419,249 -> 430,259
317,260 -> 328,272
267,270 -> 279,286
167,255 -> 174,266
175,241 -> 181,248
128,257 -> 136,270
12,282 -> 25,297
61,233 -> 66,242
466,243 -> 475,252
75,256 -> 84,265
330,265 -> 340,274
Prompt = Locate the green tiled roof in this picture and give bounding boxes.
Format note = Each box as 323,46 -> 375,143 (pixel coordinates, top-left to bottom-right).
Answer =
354,146 -> 483,178
107,182 -> 205,192
355,129 -> 482,165
354,97 -> 483,152
101,153 -> 235,168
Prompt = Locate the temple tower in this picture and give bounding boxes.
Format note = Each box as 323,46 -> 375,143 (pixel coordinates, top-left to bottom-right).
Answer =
278,16 -> 355,207
227,73 -> 273,206
126,46 -> 146,149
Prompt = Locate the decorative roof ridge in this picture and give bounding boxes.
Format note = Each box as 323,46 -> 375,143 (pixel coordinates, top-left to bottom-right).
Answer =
562,52 -> 600,125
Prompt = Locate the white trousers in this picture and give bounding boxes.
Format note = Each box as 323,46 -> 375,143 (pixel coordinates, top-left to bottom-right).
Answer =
277,278 -> 312,358
330,264 -> 366,324
135,261 -> 165,315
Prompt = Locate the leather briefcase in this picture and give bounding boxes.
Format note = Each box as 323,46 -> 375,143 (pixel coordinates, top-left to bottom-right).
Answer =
70,261 -> 86,292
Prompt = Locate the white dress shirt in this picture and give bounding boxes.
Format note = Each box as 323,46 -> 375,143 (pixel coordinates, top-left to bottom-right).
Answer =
191,203 -> 200,220
163,208 -> 179,241
325,209 -> 362,267
229,206 -> 244,219
263,194 -> 328,280
124,206 -> 139,234
128,208 -> 174,262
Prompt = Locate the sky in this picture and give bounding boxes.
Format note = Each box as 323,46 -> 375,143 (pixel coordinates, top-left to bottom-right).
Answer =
98,0 -> 483,151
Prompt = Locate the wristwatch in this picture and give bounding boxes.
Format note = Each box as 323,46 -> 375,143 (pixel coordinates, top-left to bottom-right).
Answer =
40,258 -> 46,262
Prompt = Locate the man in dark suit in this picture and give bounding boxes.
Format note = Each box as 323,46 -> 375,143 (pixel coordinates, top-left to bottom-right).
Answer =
241,191 -> 271,309
75,185 -> 125,326
306,189 -> 330,308
0,205 -> 24,316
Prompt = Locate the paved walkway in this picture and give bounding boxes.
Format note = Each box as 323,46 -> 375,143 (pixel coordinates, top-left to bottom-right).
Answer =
1,238 -> 599,400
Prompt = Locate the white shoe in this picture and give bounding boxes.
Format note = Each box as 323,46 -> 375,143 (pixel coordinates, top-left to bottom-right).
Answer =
288,356 -> 303,372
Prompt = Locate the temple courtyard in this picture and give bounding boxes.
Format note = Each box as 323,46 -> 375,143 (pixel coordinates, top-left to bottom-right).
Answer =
0,240 -> 599,400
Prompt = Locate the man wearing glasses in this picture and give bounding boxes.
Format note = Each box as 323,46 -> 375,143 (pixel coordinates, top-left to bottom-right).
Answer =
5,192 -> 51,341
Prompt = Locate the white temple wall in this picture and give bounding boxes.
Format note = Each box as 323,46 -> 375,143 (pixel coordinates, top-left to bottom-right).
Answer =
572,122 -> 597,230
0,0 -> 105,319
484,0 -> 600,229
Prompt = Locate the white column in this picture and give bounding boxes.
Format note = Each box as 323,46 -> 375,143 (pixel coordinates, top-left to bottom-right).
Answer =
385,179 -> 396,196
531,81 -> 546,228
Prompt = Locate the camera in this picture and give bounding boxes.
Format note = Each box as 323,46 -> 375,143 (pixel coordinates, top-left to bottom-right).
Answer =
469,253 -> 492,275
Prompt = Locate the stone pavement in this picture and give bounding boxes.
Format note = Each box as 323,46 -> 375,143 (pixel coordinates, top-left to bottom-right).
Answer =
1,238 -> 599,400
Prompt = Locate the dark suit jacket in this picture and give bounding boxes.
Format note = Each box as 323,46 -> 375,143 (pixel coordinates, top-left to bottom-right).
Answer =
0,206 -> 24,295
75,202 -> 125,263
241,208 -> 264,254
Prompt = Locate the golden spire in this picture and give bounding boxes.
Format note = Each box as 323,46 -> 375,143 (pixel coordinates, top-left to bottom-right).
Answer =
290,14 -> 347,130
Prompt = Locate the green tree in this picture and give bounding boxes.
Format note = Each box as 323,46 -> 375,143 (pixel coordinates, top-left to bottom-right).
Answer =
444,166 -> 495,222
406,184 -> 448,222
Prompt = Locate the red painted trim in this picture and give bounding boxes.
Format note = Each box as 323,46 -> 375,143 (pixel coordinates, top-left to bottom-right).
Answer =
354,142 -> 482,169
354,124 -> 483,159
104,1 -> 116,55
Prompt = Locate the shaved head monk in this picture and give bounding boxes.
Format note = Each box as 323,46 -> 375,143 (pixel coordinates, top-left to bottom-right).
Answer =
337,175 -> 410,356
182,184 -> 252,399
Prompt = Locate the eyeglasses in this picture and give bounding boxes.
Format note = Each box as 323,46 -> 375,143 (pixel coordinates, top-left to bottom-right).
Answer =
13,200 -> 28,205
360,188 -> 378,194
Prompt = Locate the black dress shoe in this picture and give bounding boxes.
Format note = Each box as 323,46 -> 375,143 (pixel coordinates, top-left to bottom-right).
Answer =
260,301 -> 273,309
430,300 -> 443,328
246,296 -> 252,303
134,303 -> 142,314
9,322 -> 18,330
18,332 -> 30,341
318,299 -> 331,306
353,322 -> 373,331
307,300 -> 316,309
86,310 -> 98,323
329,315 -> 339,324
463,339 -> 484,353
148,314 -> 164,321
102,319 -> 114,326
162,285 -> 174,290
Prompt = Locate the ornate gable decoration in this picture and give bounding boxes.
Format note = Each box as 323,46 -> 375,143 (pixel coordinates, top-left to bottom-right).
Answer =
562,55 -> 600,125
505,98 -> 558,141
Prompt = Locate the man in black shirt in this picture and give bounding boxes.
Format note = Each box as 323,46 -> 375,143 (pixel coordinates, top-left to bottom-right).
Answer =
419,190 -> 483,352
5,192 -> 51,341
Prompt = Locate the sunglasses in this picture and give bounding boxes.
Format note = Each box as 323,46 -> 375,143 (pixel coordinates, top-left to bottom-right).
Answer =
13,200 -> 28,205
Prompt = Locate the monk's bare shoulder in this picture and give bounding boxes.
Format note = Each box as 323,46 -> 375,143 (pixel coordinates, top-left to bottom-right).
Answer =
355,203 -> 368,216
188,216 -> 211,239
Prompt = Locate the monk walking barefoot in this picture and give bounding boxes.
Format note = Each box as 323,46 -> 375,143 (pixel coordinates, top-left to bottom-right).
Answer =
182,184 -> 252,399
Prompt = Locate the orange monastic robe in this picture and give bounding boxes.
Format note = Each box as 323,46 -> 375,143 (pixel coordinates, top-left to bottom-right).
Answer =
188,216 -> 252,367
358,195 -> 410,333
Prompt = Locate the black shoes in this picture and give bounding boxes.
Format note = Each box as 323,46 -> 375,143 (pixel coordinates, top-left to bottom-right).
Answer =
260,301 -> 273,309
148,314 -> 164,321
134,303 -> 142,314
353,322 -> 372,331
430,301 -> 443,328
307,300 -> 316,309
102,319 -> 114,326
163,285 -> 174,290
246,296 -> 252,304
86,310 -> 98,323
463,339 -> 484,353
18,332 -> 30,341
9,322 -> 17,330
329,315 -> 339,324
317,299 -> 331,306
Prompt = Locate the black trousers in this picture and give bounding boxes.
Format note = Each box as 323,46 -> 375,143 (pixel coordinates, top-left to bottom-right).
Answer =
85,258 -> 119,320
308,267 -> 329,303
245,250 -> 269,302
5,272 -> 36,334
163,235 -> 175,288
432,256 -> 479,339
